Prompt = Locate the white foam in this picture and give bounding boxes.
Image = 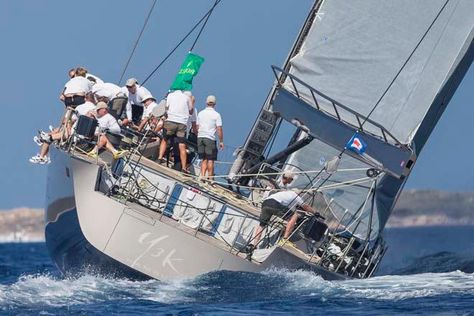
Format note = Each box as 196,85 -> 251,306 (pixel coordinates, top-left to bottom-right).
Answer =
263,268 -> 474,301
0,274 -> 198,308
1,270 -> 473,308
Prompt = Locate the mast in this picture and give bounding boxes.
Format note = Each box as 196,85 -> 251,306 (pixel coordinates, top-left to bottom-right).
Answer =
228,0 -> 324,180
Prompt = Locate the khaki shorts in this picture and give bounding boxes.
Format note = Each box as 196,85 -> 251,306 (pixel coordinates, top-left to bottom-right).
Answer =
163,121 -> 187,141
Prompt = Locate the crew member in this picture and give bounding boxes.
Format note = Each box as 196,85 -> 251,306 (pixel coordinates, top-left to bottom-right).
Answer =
121,78 -> 152,127
157,90 -> 194,173
248,189 -> 317,251
196,95 -> 223,181
87,102 -> 128,159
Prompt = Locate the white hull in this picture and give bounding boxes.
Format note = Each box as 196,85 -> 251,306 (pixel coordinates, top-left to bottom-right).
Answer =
45,148 -> 345,281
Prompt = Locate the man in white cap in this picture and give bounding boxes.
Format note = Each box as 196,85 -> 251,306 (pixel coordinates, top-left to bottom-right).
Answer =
280,170 -> 295,188
157,90 -> 194,173
120,78 -> 152,127
137,94 -> 160,132
87,102 -> 128,160
247,189 -> 318,253
196,95 -> 223,181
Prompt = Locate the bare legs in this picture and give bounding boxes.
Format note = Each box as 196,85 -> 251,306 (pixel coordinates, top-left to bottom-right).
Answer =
157,138 -> 167,161
283,212 -> 299,239
251,212 -> 300,249
158,139 -> 188,171
90,135 -> 119,155
200,159 -> 215,180
178,143 -> 187,171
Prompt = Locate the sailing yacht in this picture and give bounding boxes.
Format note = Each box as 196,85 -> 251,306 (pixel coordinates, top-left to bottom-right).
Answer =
44,0 -> 474,281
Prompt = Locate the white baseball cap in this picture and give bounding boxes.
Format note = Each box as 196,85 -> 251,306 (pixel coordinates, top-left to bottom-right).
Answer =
206,95 -> 216,104
141,94 -> 156,103
126,78 -> 138,87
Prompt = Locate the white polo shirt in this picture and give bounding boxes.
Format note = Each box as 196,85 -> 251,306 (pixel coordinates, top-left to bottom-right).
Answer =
197,107 -> 222,141
121,85 -> 152,120
143,101 -> 159,119
64,77 -> 92,95
73,101 -> 96,120
97,113 -> 121,134
86,73 -> 104,84
265,190 -> 304,209
166,90 -> 192,125
92,82 -> 122,100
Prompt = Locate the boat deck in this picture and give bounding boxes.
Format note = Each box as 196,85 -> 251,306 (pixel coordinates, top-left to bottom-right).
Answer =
71,149 -> 320,266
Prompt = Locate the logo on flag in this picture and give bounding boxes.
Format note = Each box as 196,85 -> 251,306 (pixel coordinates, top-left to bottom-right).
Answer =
346,133 -> 367,155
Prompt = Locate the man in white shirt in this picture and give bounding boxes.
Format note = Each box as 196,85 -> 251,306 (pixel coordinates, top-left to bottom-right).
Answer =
248,189 -> 317,251
92,82 -> 122,101
30,92 -> 97,165
60,67 -> 92,108
87,102 -> 128,160
121,78 -> 152,127
73,92 -> 97,120
196,95 -> 223,180
137,94 -> 160,132
157,90 -> 194,173
93,82 -> 127,119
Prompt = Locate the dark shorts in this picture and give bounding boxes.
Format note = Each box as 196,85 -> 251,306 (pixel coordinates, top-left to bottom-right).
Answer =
163,121 -> 187,143
64,95 -> 85,109
197,137 -> 217,160
259,199 -> 290,226
131,103 -> 144,125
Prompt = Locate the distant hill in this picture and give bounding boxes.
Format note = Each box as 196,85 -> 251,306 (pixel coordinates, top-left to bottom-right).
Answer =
0,190 -> 472,241
388,190 -> 474,227
0,208 -> 44,242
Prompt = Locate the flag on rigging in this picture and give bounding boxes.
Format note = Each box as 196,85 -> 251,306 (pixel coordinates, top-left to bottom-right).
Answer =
346,133 -> 367,155
170,52 -> 205,91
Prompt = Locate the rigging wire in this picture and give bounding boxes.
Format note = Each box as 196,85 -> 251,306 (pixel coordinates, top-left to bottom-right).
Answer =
190,0 -> 219,51
291,0 -> 453,205
141,0 -> 223,86
118,0 -> 159,85
360,0 -> 451,127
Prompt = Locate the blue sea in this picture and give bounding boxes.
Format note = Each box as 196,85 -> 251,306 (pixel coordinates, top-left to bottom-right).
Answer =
1,226 -> 473,315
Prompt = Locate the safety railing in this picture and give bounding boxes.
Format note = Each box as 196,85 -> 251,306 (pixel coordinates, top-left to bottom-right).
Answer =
271,65 -> 403,146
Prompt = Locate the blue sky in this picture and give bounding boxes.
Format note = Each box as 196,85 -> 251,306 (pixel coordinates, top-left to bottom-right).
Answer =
0,0 -> 472,209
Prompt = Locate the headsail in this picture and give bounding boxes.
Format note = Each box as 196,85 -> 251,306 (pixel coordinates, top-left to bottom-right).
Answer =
284,0 -> 474,144
234,0 -> 474,238
279,0 -> 474,233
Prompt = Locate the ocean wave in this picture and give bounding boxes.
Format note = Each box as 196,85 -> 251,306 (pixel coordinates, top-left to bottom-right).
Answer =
0,273 -> 196,309
389,251 -> 474,275
267,268 -> 474,301
1,269 -> 473,310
